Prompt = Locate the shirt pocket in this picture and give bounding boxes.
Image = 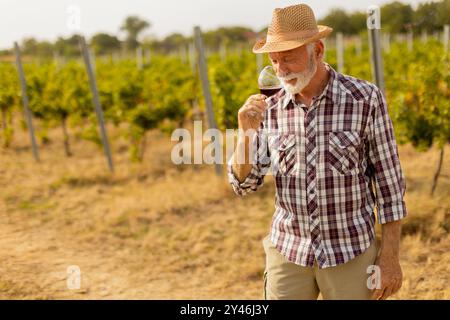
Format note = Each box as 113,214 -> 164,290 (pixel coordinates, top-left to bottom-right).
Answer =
327,130 -> 361,175
270,133 -> 297,176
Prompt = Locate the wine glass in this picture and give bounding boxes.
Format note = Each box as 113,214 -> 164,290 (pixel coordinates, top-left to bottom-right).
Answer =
248,66 -> 282,119
258,65 -> 282,97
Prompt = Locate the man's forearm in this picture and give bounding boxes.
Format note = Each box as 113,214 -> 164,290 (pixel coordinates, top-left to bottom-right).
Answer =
232,134 -> 253,183
379,220 -> 402,257
372,219 -> 403,300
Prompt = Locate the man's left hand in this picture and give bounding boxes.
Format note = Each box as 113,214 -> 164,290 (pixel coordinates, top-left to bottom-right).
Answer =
371,250 -> 403,300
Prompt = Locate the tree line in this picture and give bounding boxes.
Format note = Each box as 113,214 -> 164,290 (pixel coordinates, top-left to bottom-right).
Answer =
1,0 -> 448,59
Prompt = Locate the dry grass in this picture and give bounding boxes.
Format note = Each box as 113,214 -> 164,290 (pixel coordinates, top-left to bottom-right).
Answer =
0,119 -> 448,299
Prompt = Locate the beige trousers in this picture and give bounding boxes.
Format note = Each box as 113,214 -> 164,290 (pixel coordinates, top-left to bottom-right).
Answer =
262,235 -> 378,300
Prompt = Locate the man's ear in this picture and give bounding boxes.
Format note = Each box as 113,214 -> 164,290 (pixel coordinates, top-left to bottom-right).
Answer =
316,40 -> 324,60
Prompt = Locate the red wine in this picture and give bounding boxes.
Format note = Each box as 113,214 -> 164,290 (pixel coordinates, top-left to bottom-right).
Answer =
260,87 -> 281,97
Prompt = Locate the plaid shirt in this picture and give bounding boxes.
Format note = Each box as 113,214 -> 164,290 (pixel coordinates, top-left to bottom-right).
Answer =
227,63 -> 407,269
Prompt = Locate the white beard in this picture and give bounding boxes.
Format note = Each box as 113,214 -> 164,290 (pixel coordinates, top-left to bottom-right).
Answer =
278,54 -> 317,95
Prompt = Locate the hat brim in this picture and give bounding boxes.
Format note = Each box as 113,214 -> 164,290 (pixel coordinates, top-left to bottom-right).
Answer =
253,25 -> 333,54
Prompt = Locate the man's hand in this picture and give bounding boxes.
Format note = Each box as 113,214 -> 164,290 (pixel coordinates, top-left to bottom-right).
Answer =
371,250 -> 403,300
232,94 -> 268,183
371,220 -> 403,300
238,94 -> 268,132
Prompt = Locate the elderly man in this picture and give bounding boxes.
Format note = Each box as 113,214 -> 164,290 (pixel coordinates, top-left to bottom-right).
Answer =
227,4 -> 407,300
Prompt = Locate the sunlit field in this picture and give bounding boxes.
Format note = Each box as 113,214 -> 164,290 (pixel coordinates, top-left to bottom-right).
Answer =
1,119 -> 448,299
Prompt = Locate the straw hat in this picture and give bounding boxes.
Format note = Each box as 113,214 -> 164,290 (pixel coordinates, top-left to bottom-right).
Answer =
253,4 -> 333,54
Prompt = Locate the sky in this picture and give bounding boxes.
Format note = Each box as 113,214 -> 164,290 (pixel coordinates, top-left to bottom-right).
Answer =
0,0 -> 428,49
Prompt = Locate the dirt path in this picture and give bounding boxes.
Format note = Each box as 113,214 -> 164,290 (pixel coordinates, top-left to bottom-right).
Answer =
0,189 -> 267,299
0,210 -> 156,299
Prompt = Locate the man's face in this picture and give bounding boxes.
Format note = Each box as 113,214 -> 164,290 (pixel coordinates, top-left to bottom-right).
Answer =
268,42 -> 319,95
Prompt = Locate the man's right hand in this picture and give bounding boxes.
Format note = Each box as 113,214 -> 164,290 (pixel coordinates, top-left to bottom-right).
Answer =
238,94 -> 268,132
232,94 -> 268,182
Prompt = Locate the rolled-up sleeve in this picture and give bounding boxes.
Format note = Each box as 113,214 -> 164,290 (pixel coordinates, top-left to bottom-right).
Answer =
227,122 -> 271,197
366,86 -> 408,224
